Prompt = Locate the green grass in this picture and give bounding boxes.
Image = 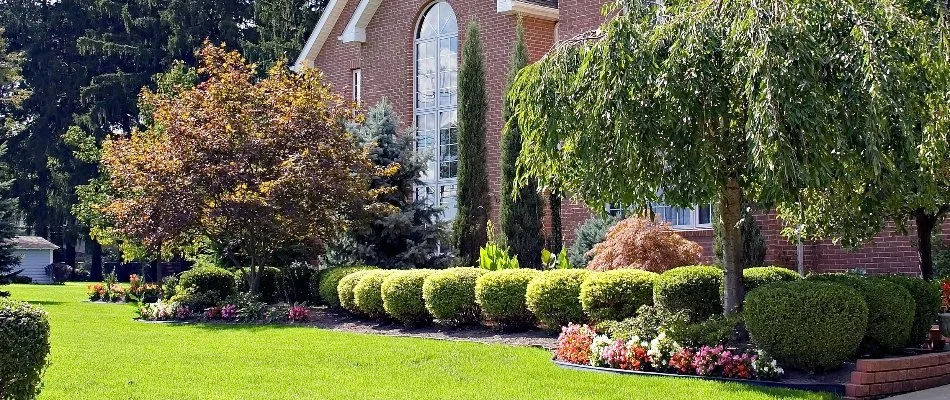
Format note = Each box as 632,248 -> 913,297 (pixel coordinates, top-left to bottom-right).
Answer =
7,283 -> 833,400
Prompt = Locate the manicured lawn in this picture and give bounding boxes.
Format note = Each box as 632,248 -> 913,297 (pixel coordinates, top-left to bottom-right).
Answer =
8,284 -> 832,400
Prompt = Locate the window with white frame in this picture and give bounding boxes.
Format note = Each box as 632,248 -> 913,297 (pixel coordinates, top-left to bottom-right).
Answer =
414,1 -> 458,221
352,68 -> 362,103
605,202 -> 715,229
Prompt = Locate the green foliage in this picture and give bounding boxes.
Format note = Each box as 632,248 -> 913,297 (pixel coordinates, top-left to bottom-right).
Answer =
277,263 -> 316,304
243,0 -> 324,69
715,207 -> 767,268
548,193 -> 563,253
236,267 -> 281,303
807,274 -> 914,356
0,298 -> 50,400
422,267 -> 486,326
568,216 -> 618,268
541,248 -> 571,270
315,266 -> 377,308
742,267 -> 801,294
479,238 -> 520,271
934,239 -> 950,280
474,268 -> 541,330
500,17 -> 543,269
338,270 -> 377,315
744,280 -> 868,371
453,21 -> 491,267
579,269 -> 657,321
381,269 -> 436,327
653,266 -> 724,322
169,288 -> 222,311
667,313 -> 743,347
353,270 -> 396,319
525,269 -> 591,329
177,266 -> 237,301
881,275 -> 941,347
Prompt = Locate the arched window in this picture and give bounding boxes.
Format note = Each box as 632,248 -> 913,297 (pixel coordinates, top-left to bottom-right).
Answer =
414,1 -> 458,220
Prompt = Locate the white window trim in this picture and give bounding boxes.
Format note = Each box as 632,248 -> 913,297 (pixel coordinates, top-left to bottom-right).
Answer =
352,68 -> 362,102
606,203 -> 715,230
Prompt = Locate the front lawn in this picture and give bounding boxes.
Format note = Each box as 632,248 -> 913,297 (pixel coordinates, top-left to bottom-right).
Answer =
8,284 -> 831,400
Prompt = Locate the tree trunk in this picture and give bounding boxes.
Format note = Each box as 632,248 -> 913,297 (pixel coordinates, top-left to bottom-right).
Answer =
249,257 -> 260,295
720,178 -> 745,314
914,208 -> 936,281
90,238 -> 103,281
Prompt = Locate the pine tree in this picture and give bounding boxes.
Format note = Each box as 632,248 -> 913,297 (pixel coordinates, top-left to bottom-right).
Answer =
500,18 -> 543,268
0,142 -> 23,287
341,99 -> 452,269
244,0 -> 325,68
453,21 -> 491,266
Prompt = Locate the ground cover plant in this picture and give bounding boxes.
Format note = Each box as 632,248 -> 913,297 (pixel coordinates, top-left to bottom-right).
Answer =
6,284 -> 831,400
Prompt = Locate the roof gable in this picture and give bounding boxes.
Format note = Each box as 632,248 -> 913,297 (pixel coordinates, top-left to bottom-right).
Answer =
12,236 -> 59,250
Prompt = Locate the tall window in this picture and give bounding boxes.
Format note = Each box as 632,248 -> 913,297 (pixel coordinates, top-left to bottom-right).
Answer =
352,68 -> 362,103
606,202 -> 715,229
414,1 -> 459,221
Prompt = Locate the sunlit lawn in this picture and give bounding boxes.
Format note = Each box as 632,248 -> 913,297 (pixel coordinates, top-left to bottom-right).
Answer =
7,283 -> 833,400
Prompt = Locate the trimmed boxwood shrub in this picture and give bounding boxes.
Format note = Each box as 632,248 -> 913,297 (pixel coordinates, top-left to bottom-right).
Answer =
881,275 -> 942,347
745,280 -> 868,371
653,266 -> 723,322
353,270 -> 396,318
338,270 -> 377,315
382,269 -> 436,326
0,298 -> 51,400
422,267 -> 486,326
525,269 -> 592,329
807,274 -> 914,356
313,266 -> 376,308
743,266 -> 801,294
475,269 -> 540,330
579,269 -> 657,321
178,266 -> 237,300
236,267 -> 281,303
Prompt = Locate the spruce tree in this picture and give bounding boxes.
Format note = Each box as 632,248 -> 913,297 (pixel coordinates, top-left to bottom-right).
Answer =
244,0 -> 324,68
500,18 -> 543,268
0,142 -> 22,288
453,21 -> 490,266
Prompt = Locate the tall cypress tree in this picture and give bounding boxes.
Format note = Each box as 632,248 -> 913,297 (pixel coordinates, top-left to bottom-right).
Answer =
500,18 -> 543,268
454,21 -> 490,266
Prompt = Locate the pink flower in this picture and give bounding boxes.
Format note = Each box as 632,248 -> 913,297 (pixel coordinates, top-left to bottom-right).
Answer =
554,324 -> 596,365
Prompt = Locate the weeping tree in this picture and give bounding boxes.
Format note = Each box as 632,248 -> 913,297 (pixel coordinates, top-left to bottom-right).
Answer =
507,0 -> 934,313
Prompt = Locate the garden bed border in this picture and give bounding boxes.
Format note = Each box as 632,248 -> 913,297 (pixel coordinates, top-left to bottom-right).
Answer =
552,360 -> 846,396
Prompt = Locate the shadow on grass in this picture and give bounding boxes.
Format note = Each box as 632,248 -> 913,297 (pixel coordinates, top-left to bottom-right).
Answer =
717,380 -> 837,400
18,300 -> 71,306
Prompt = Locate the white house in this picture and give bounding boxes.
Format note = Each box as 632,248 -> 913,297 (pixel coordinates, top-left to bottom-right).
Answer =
12,236 -> 58,284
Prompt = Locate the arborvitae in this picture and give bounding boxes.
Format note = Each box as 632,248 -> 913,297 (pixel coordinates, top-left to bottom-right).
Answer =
341,99 -> 452,269
500,17 -> 543,267
453,21 -> 491,266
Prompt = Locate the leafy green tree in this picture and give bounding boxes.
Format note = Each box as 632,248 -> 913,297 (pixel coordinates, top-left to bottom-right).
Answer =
714,205 -> 767,268
336,98 -> 452,269
500,18 -> 543,268
453,21 -> 490,266
507,0 -> 937,312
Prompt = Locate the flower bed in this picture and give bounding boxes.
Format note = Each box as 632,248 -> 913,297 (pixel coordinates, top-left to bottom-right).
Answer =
137,299 -> 312,324
87,274 -> 160,303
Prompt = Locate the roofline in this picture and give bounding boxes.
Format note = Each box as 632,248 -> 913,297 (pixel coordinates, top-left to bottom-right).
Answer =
294,0 -> 350,71
340,0 -> 383,44
497,0 -> 560,21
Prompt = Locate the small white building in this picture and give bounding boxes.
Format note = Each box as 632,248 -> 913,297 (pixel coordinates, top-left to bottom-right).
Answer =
12,236 -> 59,284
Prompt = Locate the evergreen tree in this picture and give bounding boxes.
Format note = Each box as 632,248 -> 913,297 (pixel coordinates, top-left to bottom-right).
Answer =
244,0 -> 325,68
0,33 -> 23,288
500,17 -> 543,268
453,21 -> 491,266
340,99 -> 452,269
0,147 -> 21,286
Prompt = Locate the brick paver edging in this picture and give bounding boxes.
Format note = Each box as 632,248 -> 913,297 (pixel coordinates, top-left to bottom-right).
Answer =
845,351 -> 950,399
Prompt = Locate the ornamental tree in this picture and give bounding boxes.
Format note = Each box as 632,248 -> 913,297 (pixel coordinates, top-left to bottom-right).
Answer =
507,0 -> 934,312
101,43 -> 379,293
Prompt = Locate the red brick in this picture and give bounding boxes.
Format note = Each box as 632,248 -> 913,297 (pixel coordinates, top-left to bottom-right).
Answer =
845,384 -> 870,398
851,372 -> 875,385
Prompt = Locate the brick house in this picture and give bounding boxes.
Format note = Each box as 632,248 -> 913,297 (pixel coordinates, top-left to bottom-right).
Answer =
295,0 -> 935,275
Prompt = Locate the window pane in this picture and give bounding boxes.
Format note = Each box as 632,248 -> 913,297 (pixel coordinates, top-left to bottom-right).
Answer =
438,111 -> 458,179
438,3 -> 458,35
698,204 -> 712,225
416,41 -> 436,109
419,7 -> 439,39
416,114 -> 437,181
654,203 -> 693,226
438,37 -> 458,107
439,184 -> 457,220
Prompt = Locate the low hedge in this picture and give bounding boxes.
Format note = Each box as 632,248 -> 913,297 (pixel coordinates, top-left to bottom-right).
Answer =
743,267 -> 801,294
744,280 -> 868,371
422,268 -> 486,326
0,298 -> 51,400
178,266 -> 237,300
881,275 -> 942,347
807,274 -> 914,356
382,269 -> 436,326
579,269 -> 657,321
338,270 -> 377,315
313,266 -> 376,308
353,270 -> 396,318
653,266 -> 723,322
474,269 -> 540,330
526,269 -> 592,329
235,266 -> 281,303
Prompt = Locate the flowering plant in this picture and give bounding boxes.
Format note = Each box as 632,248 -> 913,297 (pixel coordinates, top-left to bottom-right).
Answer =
266,306 -> 289,323
718,349 -> 754,379
139,301 -> 176,321
693,345 -> 724,376
555,323 -> 596,365
751,350 -> 784,381
288,305 -> 310,322
87,283 -> 106,301
589,335 -> 612,367
669,348 -> 695,374
220,304 -> 237,320
203,306 -> 222,320
601,339 -> 631,369
626,342 -> 650,371
174,304 -> 192,320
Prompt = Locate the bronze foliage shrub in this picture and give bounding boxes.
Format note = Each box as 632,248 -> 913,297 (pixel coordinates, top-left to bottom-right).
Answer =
585,217 -> 702,272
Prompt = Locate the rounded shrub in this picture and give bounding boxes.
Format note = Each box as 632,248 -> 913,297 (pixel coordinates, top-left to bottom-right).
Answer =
579,269 -> 657,321
178,266 -> 237,299
353,270 -> 397,319
743,266 -> 801,294
744,280 -> 868,371
422,267 -> 486,326
381,269 -> 436,326
235,266 -> 281,303
313,266 -> 376,308
653,266 -> 724,322
807,274 -> 914,356
475,269 -> 541,330
0,298 -> 51,399
338,270 -> 377,315
881,275 -> 942,347
525,269 -> 592,329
